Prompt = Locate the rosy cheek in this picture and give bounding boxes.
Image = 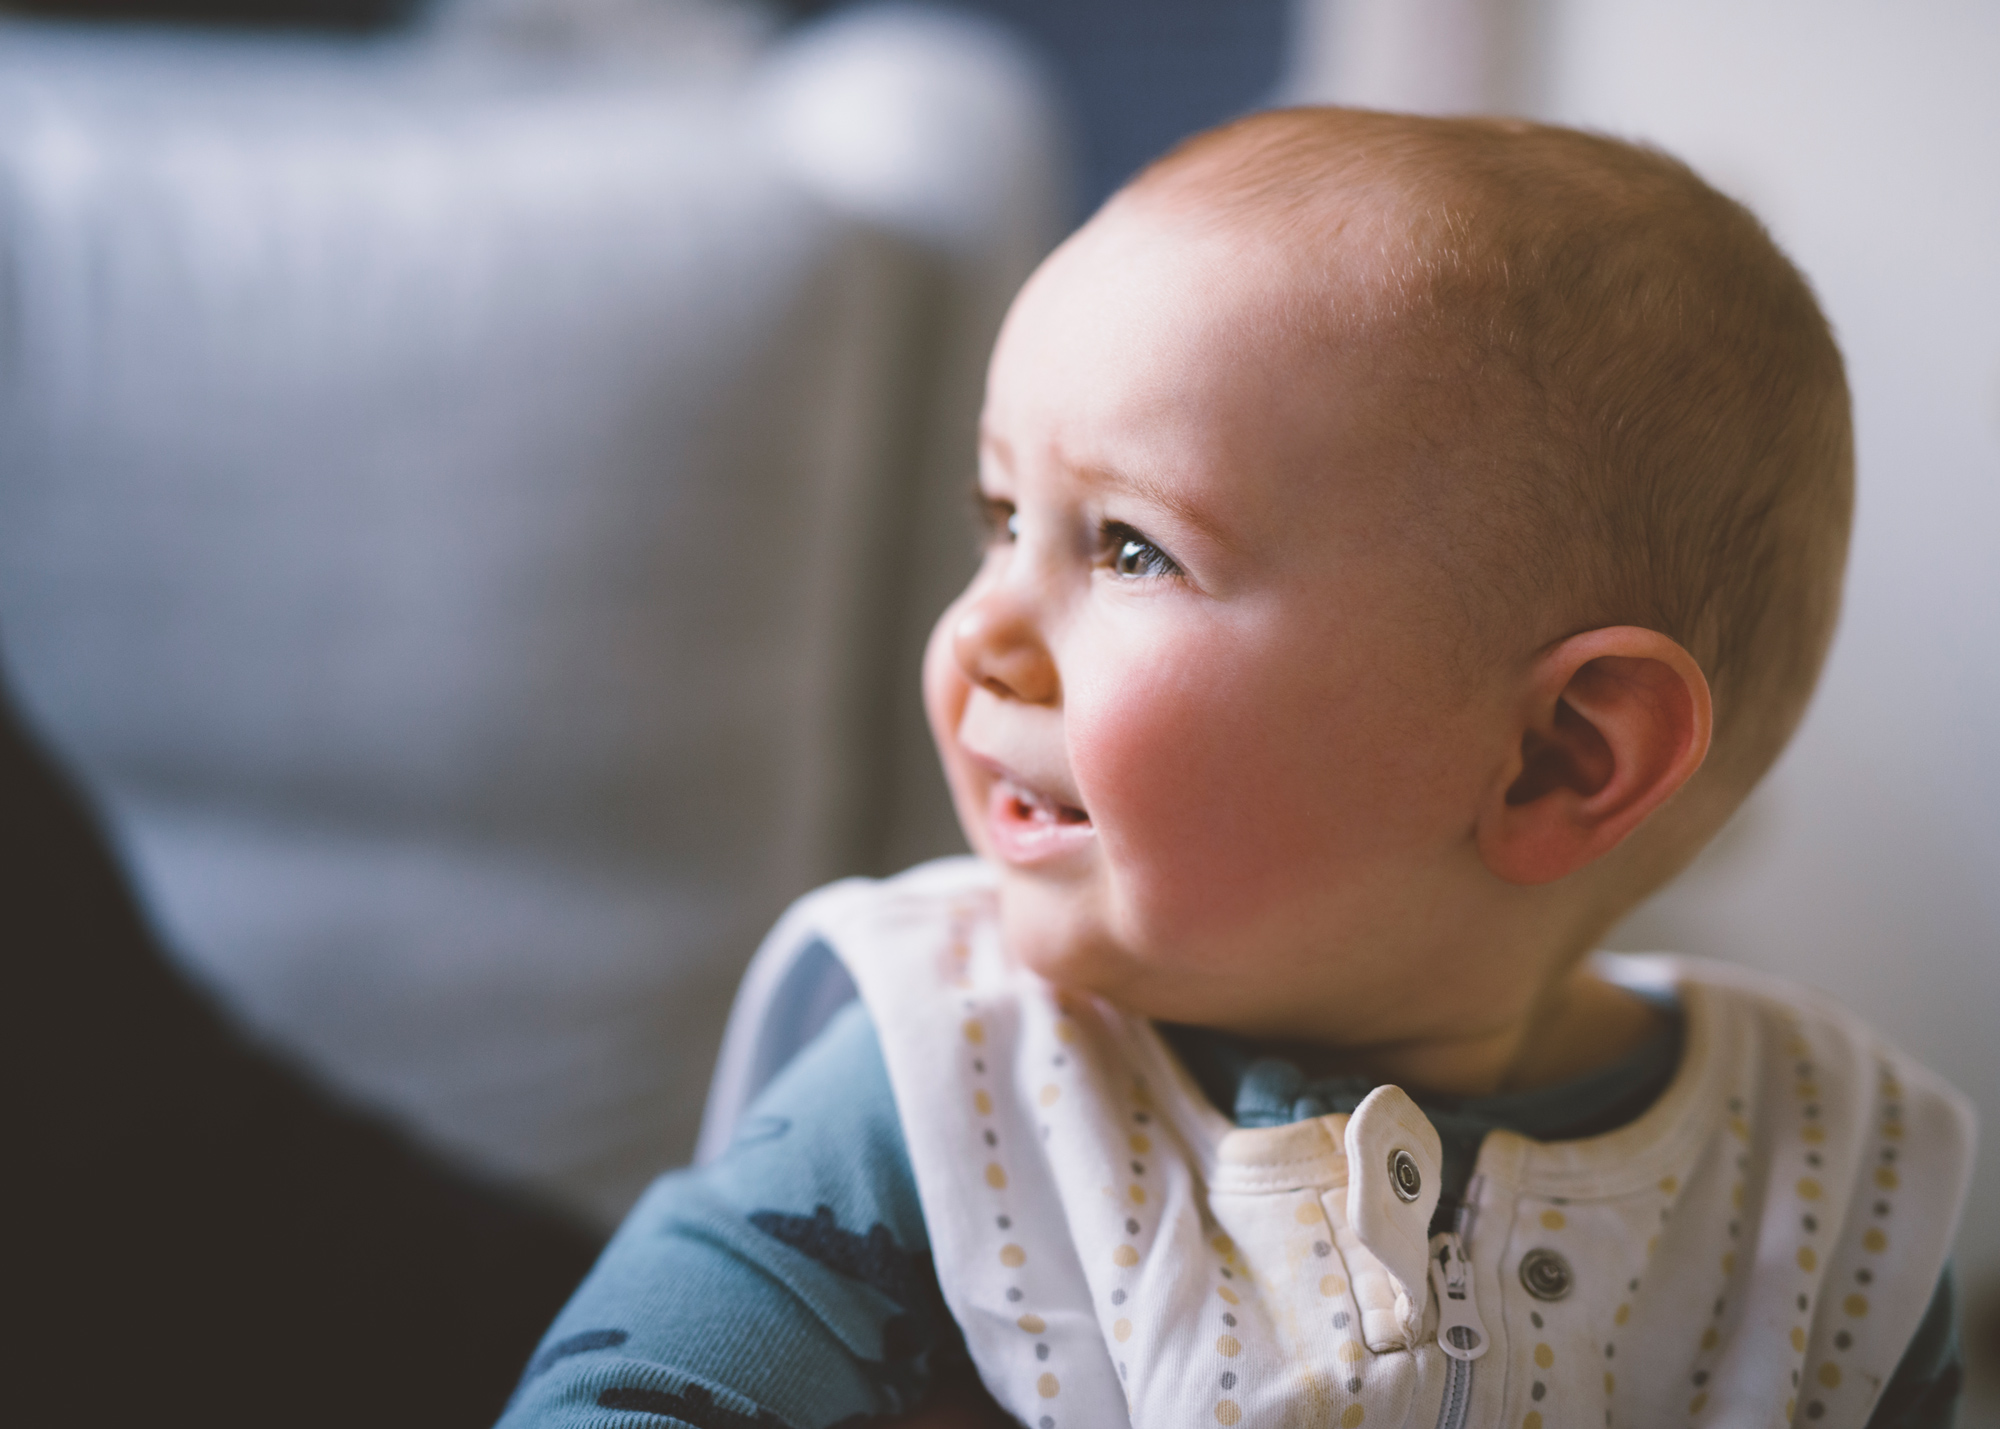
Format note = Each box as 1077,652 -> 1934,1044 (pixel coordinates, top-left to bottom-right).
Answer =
1067,633 -> 1329,946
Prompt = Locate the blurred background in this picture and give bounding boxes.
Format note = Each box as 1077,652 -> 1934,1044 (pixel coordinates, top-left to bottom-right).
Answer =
1,0 -> 1992,1417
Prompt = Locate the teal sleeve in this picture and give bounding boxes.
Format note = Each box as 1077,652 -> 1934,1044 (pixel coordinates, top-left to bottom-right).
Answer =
1863,1267 -> 1962,1429
495,999 -> 954,1429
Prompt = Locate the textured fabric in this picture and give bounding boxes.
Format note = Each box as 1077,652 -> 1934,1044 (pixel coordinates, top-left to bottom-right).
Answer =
511,864 -> 1967,1428
806,860 -> 1977,1429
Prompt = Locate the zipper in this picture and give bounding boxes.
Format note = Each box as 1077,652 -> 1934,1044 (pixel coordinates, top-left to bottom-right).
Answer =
1429,1188 -> 1488,1429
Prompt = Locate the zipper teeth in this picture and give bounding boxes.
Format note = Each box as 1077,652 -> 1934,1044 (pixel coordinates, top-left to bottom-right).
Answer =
1434,1354 -> 1473,1429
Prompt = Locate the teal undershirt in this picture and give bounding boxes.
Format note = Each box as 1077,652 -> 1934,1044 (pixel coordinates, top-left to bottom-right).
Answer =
497,999 -> 1960,1429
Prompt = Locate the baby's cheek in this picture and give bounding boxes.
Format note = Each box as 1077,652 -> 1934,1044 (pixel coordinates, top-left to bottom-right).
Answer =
1067,650 -> 1336,946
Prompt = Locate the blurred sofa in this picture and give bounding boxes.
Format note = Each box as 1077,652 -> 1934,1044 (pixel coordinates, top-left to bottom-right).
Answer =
0,0 -> 1067,1224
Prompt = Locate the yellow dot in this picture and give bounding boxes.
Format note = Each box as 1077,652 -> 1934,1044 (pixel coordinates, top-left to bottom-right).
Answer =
1296,1201 -> 1323,1225
1113,1318 -> 1132,1342
1055,1018 -> 1078,1044
1690,1392 -> 1708,1413
1797,1177 -> 1823,1201
1791,1327 -> 1807,1352
1802,1124 -> 1826,1144
1721,1253 -> 1735,1275
1614,1304 -> 1630,1326
1701,1327 -> 1719,1351
1039,1084 -> 1061,1108
1883,1076 -> 1903,1099
1875,1165 -> 1900,1190
1659,1175 -> 1679,1194
1818,1363 -> 1841,1389
1798,1247 -> 1818,1272
1113,1244 -> 1139,1268
1784,1035 -> 1808,1057
1320,1274 -> 1347,1297
1845,1294 -> 1869,1318
1129,1184 -> 1147,1204
974,1089 -> 993,1115
1863,1228 -> 1888,1253
1217,1335 -> 1241,1358
1534,1343 -> 1554,1369
1000,1244 -> 1026,1267
1883,1120 -> 1904,1140
1038,1372 -> 1060,1399
1604,1372 -> 1616,1396
1212,1234 -> 1235,1255
1017,1313 -> 1045,1333
1130,1133 -> 1152,1154
1216,1402 -> 1242,1427
985,1163 -> 1007,1189
1731,1183 -> 1745,1209
1787,1400 -> 1796,1420
1796,1082 -> 1819,1100
1218,1285 -> 1240,1305
1729,1116 -> 1750,1141
1341,1406 -> 1366,1429
1338,1340 -> 1365,1363
1541,1209 -> 1567,1230
964,1019 -> 985,1045
1524,1415 -> 1544,1429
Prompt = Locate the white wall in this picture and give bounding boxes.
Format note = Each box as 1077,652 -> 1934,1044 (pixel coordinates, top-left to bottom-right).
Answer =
1292,0 -> 2000,1388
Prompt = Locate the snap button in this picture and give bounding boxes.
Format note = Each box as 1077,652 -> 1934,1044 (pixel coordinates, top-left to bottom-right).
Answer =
1519,1248 -> 1574,1301
1389,1148 -> 1422,1202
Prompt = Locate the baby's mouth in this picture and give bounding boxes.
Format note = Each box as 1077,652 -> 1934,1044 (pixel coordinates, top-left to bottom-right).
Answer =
997,777 -> 1091,829
985,775 -> 1094,864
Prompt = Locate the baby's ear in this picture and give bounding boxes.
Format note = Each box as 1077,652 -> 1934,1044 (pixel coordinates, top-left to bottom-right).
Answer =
1476,626 -> 1712,886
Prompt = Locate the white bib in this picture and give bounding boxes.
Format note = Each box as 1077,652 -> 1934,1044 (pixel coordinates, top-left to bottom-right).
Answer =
711,859 -> 1975,1429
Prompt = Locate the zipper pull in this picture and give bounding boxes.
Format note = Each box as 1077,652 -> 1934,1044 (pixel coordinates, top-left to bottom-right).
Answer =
1428,1229 -> 1489,1361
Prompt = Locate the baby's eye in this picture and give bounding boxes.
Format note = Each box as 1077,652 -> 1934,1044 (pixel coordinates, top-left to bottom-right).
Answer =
1105,522 -> 1180,579
972,488 -> 1019,546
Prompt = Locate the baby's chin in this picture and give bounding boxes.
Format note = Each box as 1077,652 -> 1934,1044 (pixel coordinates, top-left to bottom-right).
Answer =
994,871 -> 1201,1022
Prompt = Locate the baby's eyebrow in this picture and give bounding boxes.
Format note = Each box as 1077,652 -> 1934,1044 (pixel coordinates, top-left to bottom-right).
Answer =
1075,461 -> 1237,551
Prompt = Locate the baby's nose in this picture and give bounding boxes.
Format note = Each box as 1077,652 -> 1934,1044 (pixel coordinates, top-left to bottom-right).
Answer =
952,591 -> 1058,705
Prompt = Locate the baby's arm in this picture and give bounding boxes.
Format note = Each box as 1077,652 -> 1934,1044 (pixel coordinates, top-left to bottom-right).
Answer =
499,1001 -> 983,1429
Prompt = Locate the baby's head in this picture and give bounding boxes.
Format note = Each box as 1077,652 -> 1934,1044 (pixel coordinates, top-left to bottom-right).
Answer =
924,108 -> 1852,1085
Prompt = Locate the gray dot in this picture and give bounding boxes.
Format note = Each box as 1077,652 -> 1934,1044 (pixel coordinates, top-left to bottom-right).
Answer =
1605,1344 -> 1616,1359
1132,1161 -> 1146,1175
1806,1152 -> 1822,1167
1532,1382 -> 1546,1401
1125,1219 -> 1140,1235
1729,1221 -> 1739,1237
974,1060 -> 985,1073
1531,1312 -> 1544,1329
1222,1313 -> 1237,1327
1040,1418 -> 1054,1429
1882,1146 -> 1897,1162
1053,1055 -> 1067,1066
1313,1241 -> 1331,1258
1628,1279 -> 1639,1292
1856,1269 -> 1874,1285
998,1216 -> 1011,1229
1693,1372 -> 1707,1387
1332,1312 -> 1349,1329
1119,1363 -> 1127,1380
1803,1215 -> 1817,1232
1347,1378 -> 1362,1394
1221,1267 -> 1233,1279
1111,1289 -> 1127,1305
1807,1402 -> 1825,1420
1714,1298 -> 1726,1318
984,1130 -> 997,1146
1835,1331 -> 1852,1350
1007,1288 -> 1023,1302
1036,1343 -> 1049,1361
1134,1112 -> 1150,1124
1797,1294 -> 1809,1312
1792,1370 -> 1799,1386
1220,1372 -> 1237,1390
1805,1104 -> 1820,1118
1874,1201 -> 1890,1216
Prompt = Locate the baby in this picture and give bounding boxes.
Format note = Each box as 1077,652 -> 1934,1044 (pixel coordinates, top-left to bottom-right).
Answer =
499,109 -> 1973,1429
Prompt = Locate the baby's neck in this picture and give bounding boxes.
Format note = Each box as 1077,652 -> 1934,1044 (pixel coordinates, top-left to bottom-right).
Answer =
1255,967 -> 1670,1102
